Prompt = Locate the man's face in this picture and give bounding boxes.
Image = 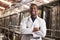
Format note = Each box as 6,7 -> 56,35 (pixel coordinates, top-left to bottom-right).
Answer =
30,5 -> 38,16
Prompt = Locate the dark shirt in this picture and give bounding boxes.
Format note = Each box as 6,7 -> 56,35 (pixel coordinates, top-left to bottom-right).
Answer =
31,17 -> 36,22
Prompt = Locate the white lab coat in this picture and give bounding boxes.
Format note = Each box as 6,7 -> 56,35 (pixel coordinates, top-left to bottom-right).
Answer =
20,16 -> 46,40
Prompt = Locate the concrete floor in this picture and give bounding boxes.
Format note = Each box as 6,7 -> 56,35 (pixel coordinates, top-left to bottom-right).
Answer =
43,37 -> 55,40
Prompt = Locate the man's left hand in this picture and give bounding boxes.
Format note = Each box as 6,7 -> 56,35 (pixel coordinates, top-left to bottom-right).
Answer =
33,27 -> 40,32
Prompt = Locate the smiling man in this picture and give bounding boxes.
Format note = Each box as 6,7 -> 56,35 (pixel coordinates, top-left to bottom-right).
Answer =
20,3 -> 46,40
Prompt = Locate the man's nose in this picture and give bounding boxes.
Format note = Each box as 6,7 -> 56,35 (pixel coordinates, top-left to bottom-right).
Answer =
32,9 -> 35,11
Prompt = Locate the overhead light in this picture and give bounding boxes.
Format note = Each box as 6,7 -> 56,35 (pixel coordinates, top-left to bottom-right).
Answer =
36,0 -> 43,3
43,0 -> 50,3
23,5 -> 29,9
0,6 -> 5,10
21,0 -> 33,3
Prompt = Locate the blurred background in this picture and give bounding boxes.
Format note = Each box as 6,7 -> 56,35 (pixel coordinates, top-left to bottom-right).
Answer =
0,0 -> 60,40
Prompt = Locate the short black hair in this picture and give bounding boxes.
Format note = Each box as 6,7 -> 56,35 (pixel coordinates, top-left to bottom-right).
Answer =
30,3 -> 38,9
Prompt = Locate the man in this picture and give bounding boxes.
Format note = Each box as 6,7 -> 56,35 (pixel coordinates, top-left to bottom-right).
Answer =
20,3 -> 46,40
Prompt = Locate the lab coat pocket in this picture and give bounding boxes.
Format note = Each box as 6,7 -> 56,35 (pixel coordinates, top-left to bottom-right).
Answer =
27,21 -> 32,28
34,22 -> 40,28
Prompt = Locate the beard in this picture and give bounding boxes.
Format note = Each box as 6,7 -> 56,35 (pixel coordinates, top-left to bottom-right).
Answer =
31,11 -> 37,16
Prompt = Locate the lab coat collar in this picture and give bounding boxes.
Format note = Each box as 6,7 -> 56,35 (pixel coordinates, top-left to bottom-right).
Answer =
28,15 -> 39,23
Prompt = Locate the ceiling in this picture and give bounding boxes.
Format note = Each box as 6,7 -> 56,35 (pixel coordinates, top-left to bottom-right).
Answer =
0,0 -> 59,18
0,0 -> 58,13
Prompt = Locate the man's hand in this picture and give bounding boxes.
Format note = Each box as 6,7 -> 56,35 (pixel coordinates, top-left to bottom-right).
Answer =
33,27 -> 40,32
